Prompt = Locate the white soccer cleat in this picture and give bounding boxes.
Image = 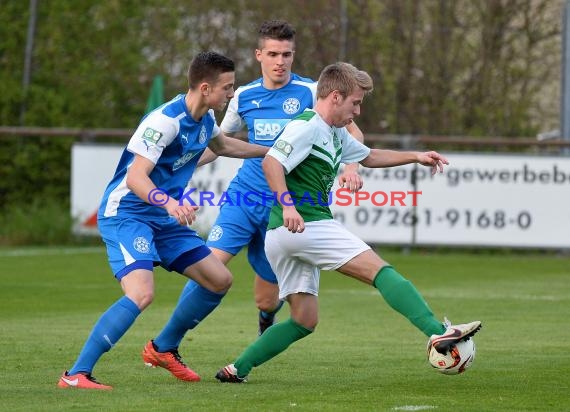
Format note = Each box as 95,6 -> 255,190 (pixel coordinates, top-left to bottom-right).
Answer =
428,317 -> 482,354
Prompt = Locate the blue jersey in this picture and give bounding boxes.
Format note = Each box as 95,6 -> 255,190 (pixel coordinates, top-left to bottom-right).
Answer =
221,73 -> 317,204
99,94 -> 221,219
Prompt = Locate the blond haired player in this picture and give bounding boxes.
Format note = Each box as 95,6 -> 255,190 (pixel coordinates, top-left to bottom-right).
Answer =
216,62 -> 481,382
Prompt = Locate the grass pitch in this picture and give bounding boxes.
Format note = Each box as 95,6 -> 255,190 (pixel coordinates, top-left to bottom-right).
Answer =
0,247 -> 568,411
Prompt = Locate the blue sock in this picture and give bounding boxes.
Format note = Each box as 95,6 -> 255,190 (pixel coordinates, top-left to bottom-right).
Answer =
260,299 -> 284,320
69,296 -> 140,375
153,280 -> 225,352
177,278 -> 200,302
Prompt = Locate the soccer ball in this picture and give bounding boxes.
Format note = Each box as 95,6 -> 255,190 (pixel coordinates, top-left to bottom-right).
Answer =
427,338 -> 476,375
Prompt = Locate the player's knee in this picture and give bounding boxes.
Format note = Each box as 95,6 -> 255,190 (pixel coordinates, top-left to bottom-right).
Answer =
139,295 -> 154,309
210,271 -> 233,293
305,321 -> 318,331
294,315 -> 318,331
301,319 -> 318,330
255,295 -> 279,313
130,290 -> 154,310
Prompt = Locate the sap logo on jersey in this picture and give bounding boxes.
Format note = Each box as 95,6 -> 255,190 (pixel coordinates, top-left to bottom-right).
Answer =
254,119 -> 290,141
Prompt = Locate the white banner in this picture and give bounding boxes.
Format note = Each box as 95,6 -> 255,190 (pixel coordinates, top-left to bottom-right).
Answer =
71,144 -> 123,235
413,154 -> 570,247
71,143 -> 243,235
71,144 -> 570,248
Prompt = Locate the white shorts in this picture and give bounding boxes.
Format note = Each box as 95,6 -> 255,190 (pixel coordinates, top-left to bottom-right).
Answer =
264,219 -> 371,300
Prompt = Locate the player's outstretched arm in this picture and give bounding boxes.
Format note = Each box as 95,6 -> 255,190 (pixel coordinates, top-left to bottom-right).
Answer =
208,132 -> 268,159
197,147 -> 218,167
360,149 -> 449,175
262,155 -> 305,233
197,132 -> 247,167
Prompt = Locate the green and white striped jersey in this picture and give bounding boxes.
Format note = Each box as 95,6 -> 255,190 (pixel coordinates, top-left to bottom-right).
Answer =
267,109 -> 370,229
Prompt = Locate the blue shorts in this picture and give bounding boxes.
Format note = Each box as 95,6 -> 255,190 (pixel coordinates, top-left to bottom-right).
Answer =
98,215 -> 207,280
206,193 -> 277,284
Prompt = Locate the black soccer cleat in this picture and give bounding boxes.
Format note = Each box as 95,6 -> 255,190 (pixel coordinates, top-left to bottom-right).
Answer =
215,364 -> 247,383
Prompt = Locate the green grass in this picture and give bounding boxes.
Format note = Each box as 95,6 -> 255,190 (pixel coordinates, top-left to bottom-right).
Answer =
1,247 -> 569,411
0,200 -> 71,246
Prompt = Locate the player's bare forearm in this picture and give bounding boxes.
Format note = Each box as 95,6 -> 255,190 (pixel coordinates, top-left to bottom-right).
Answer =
360,149 -> 418,168
263,156 -> 305,233
126,155 -> 198,225
262,155 -> 289,203
208,133 -> 268,158
198,131 -> 248,166
125,155 -> 158,203
343,163 -> 359,175
338,162 -> 363,193
361,150 -> 449,174
197,148 -> 218,167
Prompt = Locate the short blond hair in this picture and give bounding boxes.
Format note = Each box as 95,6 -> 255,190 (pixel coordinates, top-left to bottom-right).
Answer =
316,62 -> 373,99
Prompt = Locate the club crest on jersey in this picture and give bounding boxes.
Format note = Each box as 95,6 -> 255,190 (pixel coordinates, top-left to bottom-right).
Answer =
142,127 -> 163,144
274,140 -> 293,157
199,125 -> 207,144
282,98 -> 300,115
254,119 -> 290,141
133,236 -> 151,253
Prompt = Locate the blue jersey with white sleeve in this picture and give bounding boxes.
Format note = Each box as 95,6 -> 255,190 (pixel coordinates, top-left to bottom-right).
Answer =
99,94 -> 220,220
221,73 -> 316,205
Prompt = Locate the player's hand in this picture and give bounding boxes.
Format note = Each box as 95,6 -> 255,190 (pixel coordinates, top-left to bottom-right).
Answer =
166,203 -> 200,227
338,163 -> 363,193
417,151 -> 449,175
282,206 -> 305,233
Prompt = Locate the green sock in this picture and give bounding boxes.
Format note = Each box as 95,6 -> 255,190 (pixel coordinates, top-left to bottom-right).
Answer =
234,318 -> 312,377
373,266 -> 445,337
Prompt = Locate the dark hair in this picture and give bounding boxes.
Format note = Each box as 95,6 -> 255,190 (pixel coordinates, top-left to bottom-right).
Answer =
187,51 -> 235,89
257,20 -> 295,47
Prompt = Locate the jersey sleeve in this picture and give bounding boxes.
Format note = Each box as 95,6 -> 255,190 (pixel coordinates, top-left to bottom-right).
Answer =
220,94 -> 244,133
208,109 -> 222,139
266,120 -> 315,174
338,127 -> 371,164
309,82 -> 318,107
127,111 -> 178,164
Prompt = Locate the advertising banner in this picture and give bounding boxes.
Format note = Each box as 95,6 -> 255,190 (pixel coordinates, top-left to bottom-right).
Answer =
72,144 -> 570,248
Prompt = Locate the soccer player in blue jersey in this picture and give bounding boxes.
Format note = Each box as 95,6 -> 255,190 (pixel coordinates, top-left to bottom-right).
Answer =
154,21 -> 365,352
57,51 -> 269,390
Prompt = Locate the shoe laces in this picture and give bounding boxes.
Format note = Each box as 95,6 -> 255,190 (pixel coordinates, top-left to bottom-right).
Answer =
85,373 -> 102,384
442,316 -> 451,329
168,349 -> 188,367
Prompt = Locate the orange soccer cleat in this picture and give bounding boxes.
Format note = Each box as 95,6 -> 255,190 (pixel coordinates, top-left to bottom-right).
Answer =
141,340 -> 201,382
57,371 -> 112,390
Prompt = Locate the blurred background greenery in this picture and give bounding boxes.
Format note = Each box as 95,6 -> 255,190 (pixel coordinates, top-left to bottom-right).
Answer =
0,0 -> 563,245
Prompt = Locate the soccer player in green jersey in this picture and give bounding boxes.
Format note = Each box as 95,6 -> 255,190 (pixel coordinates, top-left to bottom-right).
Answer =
215,62 -> 481,383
